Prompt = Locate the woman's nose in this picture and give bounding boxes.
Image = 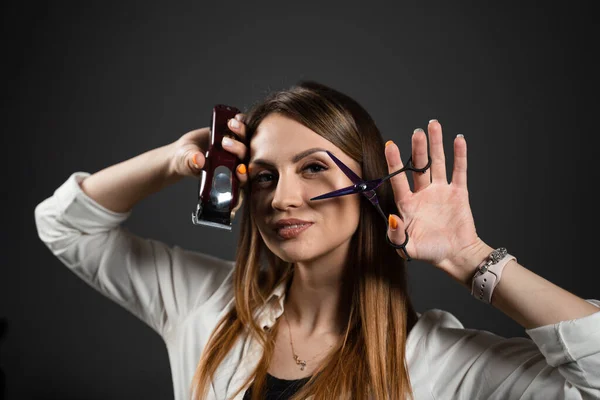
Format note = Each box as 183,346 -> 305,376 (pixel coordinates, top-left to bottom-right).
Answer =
271,174 -> 305,211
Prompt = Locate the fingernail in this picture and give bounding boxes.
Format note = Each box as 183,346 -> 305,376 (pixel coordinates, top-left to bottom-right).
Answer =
229,119 -> 239,128
222,137 -> 233,147
388,214 -> 398,230
456,134 -> 464,138
236,164 -> 247,175
235,114 -> 244,121
429,119 -> 438,124
413,128 -> 424,136
385,140 -> 393,147
193,153 -> 201,168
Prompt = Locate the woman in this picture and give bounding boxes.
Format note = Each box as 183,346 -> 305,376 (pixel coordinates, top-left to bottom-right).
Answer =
34,81 -> 600,399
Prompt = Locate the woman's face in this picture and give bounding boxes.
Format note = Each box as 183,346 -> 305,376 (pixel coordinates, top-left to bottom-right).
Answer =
248,113 -> 361,265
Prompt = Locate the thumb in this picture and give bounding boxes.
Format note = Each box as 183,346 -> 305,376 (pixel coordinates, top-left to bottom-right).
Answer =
187,151 -> 205,174
172,143 -> 205,177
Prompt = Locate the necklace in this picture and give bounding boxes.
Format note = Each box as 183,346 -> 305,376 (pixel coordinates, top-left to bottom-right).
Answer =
282,312 -> 334,371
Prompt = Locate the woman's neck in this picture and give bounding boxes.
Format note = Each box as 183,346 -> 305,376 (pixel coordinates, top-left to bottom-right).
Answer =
283,249 -> 351,337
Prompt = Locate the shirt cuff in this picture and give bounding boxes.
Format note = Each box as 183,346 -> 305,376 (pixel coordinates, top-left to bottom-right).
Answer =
525,299 -> 600,367
54,171 -> 132,233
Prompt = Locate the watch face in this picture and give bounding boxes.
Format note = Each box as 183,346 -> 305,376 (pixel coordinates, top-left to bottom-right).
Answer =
490,248 -> 508,263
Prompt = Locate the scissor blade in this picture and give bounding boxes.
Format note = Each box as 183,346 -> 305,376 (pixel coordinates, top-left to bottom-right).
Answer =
310,185 -> 358,200
326,150 -> 362,184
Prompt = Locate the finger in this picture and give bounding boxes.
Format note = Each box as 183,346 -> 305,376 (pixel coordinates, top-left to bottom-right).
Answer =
428,119 -> 447,183
228,114 -> 247,141
188,151 -> 205,174
411,128 -> 431,191
387,214 -> 409,259
184,127 -> 211,144
451,134 -> 467,188
186,127 -> 210,136
236,163 -> 248,186
221,136 -> 248,161
385,140 -> 412,201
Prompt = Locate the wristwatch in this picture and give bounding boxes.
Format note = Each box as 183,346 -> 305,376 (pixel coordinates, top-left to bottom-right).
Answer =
471,247 -> 516,304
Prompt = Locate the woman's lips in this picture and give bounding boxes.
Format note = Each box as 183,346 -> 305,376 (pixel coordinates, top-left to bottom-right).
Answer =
276,223 -> 313,239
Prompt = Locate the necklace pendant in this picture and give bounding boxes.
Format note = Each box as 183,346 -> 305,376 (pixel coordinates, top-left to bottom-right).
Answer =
293,354 -> 307,370
299,360 -> 306,371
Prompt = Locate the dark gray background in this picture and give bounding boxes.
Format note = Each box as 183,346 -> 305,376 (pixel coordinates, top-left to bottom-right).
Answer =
1,1 -> 597,399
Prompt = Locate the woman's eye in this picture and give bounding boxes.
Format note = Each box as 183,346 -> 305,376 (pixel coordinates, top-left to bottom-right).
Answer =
254,173 -> 275,183
250,164 -> 327,188
304,163 -> 327,174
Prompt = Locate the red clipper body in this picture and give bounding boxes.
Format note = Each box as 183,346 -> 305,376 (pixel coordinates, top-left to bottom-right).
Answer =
191,104 -> 243,230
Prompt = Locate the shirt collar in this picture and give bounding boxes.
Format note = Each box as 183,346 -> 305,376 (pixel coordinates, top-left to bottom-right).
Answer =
257,275 -> 290,330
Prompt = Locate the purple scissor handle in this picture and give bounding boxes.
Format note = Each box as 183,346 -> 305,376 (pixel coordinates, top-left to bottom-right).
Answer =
310,150 -> 432,261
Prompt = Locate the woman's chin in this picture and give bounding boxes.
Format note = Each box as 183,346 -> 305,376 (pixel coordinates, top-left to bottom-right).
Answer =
269,242 -> 322,264
273,250 -> 314,264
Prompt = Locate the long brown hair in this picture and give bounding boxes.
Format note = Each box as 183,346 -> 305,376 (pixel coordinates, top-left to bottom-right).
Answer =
191,81 -> 418,399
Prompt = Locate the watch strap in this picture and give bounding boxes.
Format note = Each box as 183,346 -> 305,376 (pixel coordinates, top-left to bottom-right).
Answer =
471,248 -> 516,304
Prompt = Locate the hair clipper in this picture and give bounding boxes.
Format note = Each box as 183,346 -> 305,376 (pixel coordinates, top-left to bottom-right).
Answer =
191,104 -> 244,230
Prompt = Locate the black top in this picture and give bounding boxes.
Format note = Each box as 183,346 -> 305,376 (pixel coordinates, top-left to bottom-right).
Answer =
243,373 -> 311,399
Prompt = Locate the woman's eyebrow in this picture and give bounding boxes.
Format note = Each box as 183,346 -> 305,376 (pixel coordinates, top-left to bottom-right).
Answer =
249,147 -> 328,167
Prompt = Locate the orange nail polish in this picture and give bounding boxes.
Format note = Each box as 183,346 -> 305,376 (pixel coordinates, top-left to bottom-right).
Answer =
388,214 -> 398,229
236,164 -> 247,174
385,140 -> 393,148
192,153 -> 200,168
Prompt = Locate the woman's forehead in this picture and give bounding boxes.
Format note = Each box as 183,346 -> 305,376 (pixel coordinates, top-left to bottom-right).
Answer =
249,114 -> 338,162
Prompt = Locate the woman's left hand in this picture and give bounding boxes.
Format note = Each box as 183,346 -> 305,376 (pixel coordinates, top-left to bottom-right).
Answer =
385,120 -> 487,285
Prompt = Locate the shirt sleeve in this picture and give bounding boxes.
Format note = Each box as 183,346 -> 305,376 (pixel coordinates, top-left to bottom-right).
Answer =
34,172 -> 235,337
418,301 -> 600,400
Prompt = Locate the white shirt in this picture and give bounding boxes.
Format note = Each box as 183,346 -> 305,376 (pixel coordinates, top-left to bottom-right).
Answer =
34,172 -> 600,400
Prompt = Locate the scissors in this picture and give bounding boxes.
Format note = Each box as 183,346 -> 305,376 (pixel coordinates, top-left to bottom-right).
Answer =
310,150 -> 432,261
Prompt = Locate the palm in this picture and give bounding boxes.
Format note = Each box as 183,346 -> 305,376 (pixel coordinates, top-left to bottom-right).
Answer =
397,181 -> 477,266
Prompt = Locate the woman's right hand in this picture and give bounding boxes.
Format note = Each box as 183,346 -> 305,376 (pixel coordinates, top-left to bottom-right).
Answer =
169,113 -> 249,185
